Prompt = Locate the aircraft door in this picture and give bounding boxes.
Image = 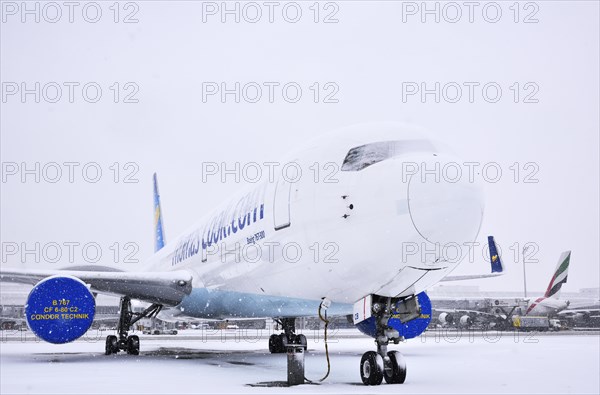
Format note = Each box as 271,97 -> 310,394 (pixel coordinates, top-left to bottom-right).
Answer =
273,178 -> 291,230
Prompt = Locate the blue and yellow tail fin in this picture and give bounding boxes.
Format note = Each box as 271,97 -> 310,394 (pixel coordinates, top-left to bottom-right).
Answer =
488,236 -> 503,273
440,235 -> 504,282
153,173 -> 166,252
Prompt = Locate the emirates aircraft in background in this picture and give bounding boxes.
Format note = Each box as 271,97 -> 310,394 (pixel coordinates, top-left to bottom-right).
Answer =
523,251 -> 571,316
1,123 -> 504,386
435,251 -> 572,329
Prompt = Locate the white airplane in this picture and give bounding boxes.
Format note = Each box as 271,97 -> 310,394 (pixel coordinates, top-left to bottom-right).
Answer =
1,123 -> 503,386
522,251 -> 571,316
558,299 -> 600,326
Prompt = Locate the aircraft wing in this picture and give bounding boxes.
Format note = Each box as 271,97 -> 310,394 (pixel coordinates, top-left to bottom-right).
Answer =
440,273 -> 504,282
434,308 -> 500,318
0,267 -> 193,306
558,308 -> 600,317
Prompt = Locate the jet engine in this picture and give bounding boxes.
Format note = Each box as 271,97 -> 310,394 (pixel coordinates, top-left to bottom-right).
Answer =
574,312 -> 590,321
438,312 -> 454,325
459,315 -> 473,327
25,276 -> 96,344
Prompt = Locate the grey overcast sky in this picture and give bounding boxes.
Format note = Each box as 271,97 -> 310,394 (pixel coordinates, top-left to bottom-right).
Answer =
1,1 -> 598,294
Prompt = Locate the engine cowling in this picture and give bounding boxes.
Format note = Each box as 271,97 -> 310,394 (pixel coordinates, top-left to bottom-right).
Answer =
355,292 -> 432,340
25,276 -> 96,344
438,312 -> 454,325
459,315 -> 472,327
574,313 -> 589,321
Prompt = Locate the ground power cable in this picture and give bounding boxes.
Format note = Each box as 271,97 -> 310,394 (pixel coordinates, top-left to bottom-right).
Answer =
304,298 -> 331,384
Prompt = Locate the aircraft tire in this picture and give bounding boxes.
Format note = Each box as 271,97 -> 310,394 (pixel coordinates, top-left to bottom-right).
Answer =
360,351 -> 383,385
268,334 -> 278,353
277,333 -> 288,352
127,335 -> 140,355
383,351 -> 406,384
105,335 -> 118,355
295,334 -> 307,350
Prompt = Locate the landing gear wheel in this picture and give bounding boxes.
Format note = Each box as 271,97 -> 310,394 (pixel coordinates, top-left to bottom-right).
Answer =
295,334 -> 307,350
268,334 -> 286,353
105,335 -> 118,355
278,333 -> 288,351
383,351 -> 406,384
360,351 -> 384,385
268,334 -> 279,353
269,318 -> 304,354
126,335 -> 140,355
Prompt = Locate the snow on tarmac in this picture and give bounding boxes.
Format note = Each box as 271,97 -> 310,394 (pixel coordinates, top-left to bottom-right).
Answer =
1,329 -> 598,394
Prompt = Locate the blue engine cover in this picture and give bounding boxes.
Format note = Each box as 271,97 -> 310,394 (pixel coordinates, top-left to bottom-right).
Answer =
355,292 -> 432,340
25,276 -> 96,344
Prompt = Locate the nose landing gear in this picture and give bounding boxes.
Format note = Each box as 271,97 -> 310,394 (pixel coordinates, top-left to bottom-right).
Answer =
359,298 -> 408,385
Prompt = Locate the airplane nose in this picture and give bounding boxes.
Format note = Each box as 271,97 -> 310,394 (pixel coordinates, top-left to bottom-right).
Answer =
407,156 -> 484,246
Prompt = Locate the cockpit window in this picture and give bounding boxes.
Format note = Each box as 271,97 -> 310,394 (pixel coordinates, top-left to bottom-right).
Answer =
341,140 -> 435,171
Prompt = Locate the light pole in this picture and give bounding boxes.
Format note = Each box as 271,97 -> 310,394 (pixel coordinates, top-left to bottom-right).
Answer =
522,245 -> 529,298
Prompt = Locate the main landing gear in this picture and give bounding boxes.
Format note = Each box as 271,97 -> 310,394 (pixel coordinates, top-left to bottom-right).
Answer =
268,318 -> 307,353
105,296 -> 163,355
360,299 -> 408,385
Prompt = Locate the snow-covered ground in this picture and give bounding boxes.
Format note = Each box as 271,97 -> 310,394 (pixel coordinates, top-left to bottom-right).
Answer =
1,329 -> 598,394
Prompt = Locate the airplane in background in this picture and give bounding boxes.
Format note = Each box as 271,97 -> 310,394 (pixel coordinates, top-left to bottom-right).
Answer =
434,251 -> 572,328
558,299 -> 600,327
1,123 -> 504,386
522,251 -> 571,316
